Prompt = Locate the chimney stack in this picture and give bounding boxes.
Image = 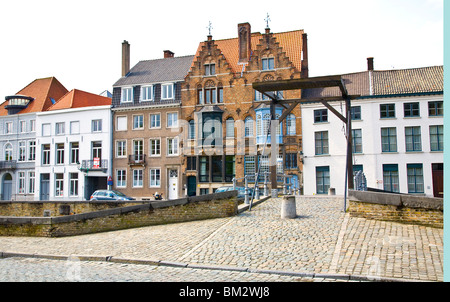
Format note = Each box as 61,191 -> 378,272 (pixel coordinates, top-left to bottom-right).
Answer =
238,23 -> 252,63
301,33 -> 309,78
122,40 -> 130,77
367,57 -> 374,71
164,50 -> 175,58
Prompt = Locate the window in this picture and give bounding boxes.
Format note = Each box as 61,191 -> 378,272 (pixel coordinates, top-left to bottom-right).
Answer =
407,164 -> 424,193
404,102 -> 420,117
205,64 -> 216,76
212,156 -> 223,182
141,85 -> 153,101
226,118 -> 234,138
428,101 -> 443,116
116,116 -> 127,131
187,157 -> 197,171
56,122 -> 65,135
70,173 -> 78,196
316,166 -> 330,194
28,172 -> 35,194
245,117 -> 254,137
28,141 -> 36,161
286,114 -> 296,135
30,120 -> 36,132
133,115 -> 144,130
19,121 -> 26,133
202,112 -> 222,147
116,170 -> 126,188
218,84 -> 224,103
92,120 -> 102,132
42,123 -> 51,136
133,140 -> 144,161
149,139 -> 161,156
70,142 -> 79,164
351,106 -> 361,120
405,126 -> 422,152
383,164 -> 399,193
5,122 -> 12,134
150,169 -> 161,187
262,57 -> 274,70
204,81 -> 216,104
430,125 -> 443,151
315,131 -> 329,155
56,143 -> 64,164
314,109 -> 328,123
381,128 -> 397,152
70,121 -> 80,134
189,120 -> 195,140
352,129 -> 363,154
285,153 -> 298,169
199,156 -> 209,183
132,169 -> 143,187
18,172 -> 26,194
167,112 -> 178,128
4,143 -> 12,161
121,87 -> 133,103
254,90 -> 270,101
42,144 -> 50,165
244,156 -> 256,178
150,114 -> 161,128
116,141 -> 126,158
167,137 -> 178,155
225,156 -> 235,182
92,141 -> 102,160
55,173 -> 64,197
161,84 -> 174,100
380,104 -> 395,118
18,141 -> 26,162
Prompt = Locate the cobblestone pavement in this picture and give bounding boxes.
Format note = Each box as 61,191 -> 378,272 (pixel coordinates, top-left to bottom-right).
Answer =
0,196 -> 443,282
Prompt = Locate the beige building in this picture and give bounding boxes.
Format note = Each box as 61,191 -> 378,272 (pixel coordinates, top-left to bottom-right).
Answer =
111,42 -> 194,200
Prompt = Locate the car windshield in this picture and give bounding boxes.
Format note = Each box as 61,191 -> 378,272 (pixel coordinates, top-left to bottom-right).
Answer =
215,187 -> 229,193
112,190 -> 127,197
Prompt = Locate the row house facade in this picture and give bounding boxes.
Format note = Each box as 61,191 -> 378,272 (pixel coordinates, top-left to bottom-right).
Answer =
180,23 -> 309,196
111,43 -> 194,200
301,62 -> 444,197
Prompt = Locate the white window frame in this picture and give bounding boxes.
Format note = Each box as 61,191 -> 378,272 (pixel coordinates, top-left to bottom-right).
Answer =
167,137 -> 179,156
56,122 -> 65,135
149,168 -> 161,188
19,121 -> 27,133
28,171 -> 35,194
4,143 -> 13,161
30,120 -> 36,132
56,143 -> 65,165
69,173 -> 79,197
5,122 -> 13,134
70,121 -> 80,134
92,119 -> 102,132
116,169 -> 127,188
150,113 -> 161,129
42,123 -> 51,136
116,140 -> 127,158
55,173 -> 64,197
167,112 -> 178,128
116,116 -> 128,131
140,85 -> 153,102
18,172 -> 26,194
18,141 -> 26,162
28,141 -> 36,161
121,87 -> 133,103
133,114 -> 144,130
70,142 -> 79,164
161,83 -> 174,100
132,169 -> 143,188
149,138 -> 161,157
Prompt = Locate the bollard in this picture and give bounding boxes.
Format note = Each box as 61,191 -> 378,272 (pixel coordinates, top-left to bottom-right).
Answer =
264,174 -> 269,197
255,185 -> 260,200
281,195 -> 296,219
271,189 -> 278,198
328,188 -> 336,195
244,176 -> 249,204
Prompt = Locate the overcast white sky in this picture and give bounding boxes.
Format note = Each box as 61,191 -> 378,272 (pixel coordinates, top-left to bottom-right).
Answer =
0,0 -> 444,102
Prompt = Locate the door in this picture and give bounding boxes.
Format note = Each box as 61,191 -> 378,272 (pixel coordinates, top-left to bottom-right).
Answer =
432,163 -> 443,198
2,173 -> 12,200
40,174 -> 50,201
168,169 -> 178,200
187,176 -> 197,197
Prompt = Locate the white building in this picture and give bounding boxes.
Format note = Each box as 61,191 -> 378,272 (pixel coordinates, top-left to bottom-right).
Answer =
35,89 -> 112,201
301,64 -> 443,197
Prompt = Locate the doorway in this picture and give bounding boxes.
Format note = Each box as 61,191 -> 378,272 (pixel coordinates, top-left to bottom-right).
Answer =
432,163 -> 443,198
168,169 -> 178,200
187,176 -> 197,197
2,173 -> 12,200
40,173 -> 50,201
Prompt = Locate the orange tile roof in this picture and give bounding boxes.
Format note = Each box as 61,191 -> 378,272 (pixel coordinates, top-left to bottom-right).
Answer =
193,30 -> 304,74
0,77 -> 68,116
47,89 -> 111,111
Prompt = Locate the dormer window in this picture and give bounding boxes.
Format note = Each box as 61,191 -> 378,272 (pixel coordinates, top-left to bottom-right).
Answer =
4,95 -> 34,115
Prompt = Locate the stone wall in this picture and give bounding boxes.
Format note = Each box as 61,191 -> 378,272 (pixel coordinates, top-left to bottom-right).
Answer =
0,191 -> 238,237
348,190 -> 443,228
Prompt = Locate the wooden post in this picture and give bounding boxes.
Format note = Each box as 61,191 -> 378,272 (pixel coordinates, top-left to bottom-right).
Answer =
346,98 -> 354,190
270,101 -> 278,191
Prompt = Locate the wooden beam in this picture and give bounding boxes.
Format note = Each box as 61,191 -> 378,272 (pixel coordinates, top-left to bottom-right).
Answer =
253,75 -> 344,92
320,101 -> 347,124
254,95 -> 360,105
278,100 -> 301,123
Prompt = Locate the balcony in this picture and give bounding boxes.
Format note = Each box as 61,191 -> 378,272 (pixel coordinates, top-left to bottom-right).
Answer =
79,159 -> 108,172
0,160 -> 17,170
128,154 -> 146,166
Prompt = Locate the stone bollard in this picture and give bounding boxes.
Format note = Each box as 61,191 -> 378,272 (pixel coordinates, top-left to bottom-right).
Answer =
328,188 -> 336,195
271,189 -> 278,198
281,195 -> 296,219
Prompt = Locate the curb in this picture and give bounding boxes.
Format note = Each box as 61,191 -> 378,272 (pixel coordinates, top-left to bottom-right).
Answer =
0,251 -> 435,282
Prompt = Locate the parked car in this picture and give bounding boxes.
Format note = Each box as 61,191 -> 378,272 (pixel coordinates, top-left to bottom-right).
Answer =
90,190 -> 135,201
215,186 -> 254,198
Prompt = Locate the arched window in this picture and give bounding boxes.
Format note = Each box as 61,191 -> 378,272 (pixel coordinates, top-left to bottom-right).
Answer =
4,143 -> 13,161
286,114 -> 296,135
204,80 -> 216,104
226,118 -> 234,138
244,117 -> 254,137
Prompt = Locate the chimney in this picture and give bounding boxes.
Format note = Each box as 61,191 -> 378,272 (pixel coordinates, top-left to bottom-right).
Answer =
301,33 -> 309,78
122,40 -> 130,77
238,23 -> 252,63
164,50 -> 175,58
367,57 -> 374,71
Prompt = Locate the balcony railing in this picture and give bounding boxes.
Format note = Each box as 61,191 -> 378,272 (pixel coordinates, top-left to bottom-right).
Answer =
128,154 -> 146,166
79,159 -> 108,172
0,160 -> 17,170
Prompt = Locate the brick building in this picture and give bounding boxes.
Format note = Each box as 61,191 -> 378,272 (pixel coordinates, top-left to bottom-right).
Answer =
180,23 -> 308,196
111,41 -> 194,200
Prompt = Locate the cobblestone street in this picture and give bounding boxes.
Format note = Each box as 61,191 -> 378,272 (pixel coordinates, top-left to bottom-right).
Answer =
0,196 -> 443,282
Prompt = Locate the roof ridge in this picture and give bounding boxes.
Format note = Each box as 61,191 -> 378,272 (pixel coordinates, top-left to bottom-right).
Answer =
138,54 -> 195,63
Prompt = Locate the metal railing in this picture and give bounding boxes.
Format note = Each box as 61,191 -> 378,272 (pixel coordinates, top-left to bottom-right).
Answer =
128,154 -> 146,166
0,160 -> 17,170
79,159 -> 108,171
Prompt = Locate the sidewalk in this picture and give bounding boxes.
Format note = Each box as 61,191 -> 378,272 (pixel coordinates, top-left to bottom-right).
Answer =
0,196 -> 443,282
